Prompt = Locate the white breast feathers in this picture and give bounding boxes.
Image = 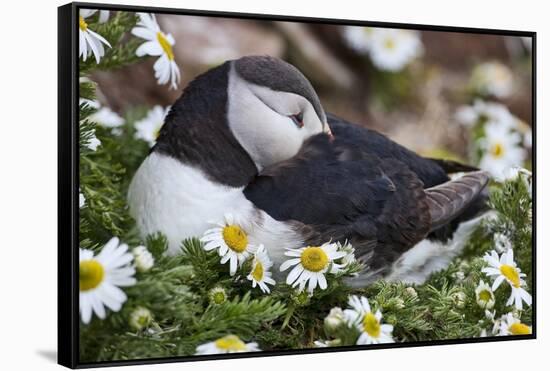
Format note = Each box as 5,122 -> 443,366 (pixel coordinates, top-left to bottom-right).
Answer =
127,152 -> 302,266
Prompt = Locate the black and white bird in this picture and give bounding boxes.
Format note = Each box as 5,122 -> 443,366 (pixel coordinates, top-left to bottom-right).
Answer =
128,55 -> 489,285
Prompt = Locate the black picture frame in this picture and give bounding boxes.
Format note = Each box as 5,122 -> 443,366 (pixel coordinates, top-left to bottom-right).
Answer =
58,2 -> 537,368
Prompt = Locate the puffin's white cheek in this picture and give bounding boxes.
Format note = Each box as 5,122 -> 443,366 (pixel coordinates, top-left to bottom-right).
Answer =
229,97 -> 303,168
264,126 -> 303,165
243,116 -> 302,167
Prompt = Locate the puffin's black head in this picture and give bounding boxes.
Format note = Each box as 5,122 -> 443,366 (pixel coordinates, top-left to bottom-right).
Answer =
155,55 -> 330,187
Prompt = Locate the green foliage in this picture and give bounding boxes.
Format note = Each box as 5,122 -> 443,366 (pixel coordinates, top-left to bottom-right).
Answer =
488,176 -> 533,279
80,239 -> 287,361
370,66 -> 418,110
79,111 -> 134,247
78,11 -> 145,249
80,11 -> 140,74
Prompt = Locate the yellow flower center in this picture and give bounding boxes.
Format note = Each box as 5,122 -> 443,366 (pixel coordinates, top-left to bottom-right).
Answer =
300,246 -> 329,272
212,291 -> 226,304
509,322 -> 530,335
222,225 -> 248,253
384,38 -> 396,50
137,315 -> 150,327
478,289 -> 492,302
500,264 -> 521,288
214,335 -> 247,351
362,312 -> 381,338
79,16 -> 88,31
80,259 -> 104,291
490,142 -> 505,158
252,261 -> 264,281
156,32 -> 174,61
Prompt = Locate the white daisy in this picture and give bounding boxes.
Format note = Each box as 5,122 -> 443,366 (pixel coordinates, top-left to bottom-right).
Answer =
85,129 -> 101,151
368,28 -> 423,72
498,313 -> 532,336
79,190 -> 86,208
79,9 -> 111,24
502,167 -> 532,198
342,26 -> 375,54
475,280 -> 495,309
134,105 -> 170,147
470,61 -> 514,98
343,295 -> 394,345
247,244 -> 276,293
337,240 -> 356,267
79,238 -> 136,324
479,122 -> 526,179
129,306 -> 152,331
97,10 -> 110,23
280,242 -> 346,293
132,245 -> 155,272
79,98 -> 100,110
488,310 -> 502,335
195,335 -> 260,355
524,130 -> 532,148
454,106 -> 478,128
455,100 -> 519,130
201,214 -> 256,276
502,167 -> 520,182
482,249 -> 532,310
493,233 -> 512,253
79,9 -> 111,64
521,168 -> 533,198
89,107 -> 124,129
131,13 -> 181,89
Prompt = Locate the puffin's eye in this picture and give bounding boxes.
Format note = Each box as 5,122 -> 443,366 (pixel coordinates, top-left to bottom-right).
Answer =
289,112 -> 304,128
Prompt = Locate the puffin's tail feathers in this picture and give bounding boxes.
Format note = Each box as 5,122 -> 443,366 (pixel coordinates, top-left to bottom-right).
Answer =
425,170 -> 490,232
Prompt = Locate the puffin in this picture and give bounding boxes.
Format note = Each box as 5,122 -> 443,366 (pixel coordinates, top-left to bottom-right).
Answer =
128,55 -> 489,285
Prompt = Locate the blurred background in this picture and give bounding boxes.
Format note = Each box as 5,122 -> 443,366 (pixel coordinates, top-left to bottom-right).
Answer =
90,13 -> 533,176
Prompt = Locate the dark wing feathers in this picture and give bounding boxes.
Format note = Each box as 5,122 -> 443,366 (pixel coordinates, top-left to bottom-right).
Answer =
244,135 -> 432,275
245,114 -> 489,278
327,114 -> 450,187
328,114 -> 489,241
370,159 -> 431,272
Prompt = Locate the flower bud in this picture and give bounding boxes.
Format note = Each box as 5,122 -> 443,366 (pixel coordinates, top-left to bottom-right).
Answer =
129,306 -> 152,331
405,287 -> 418,299
132,245 -> 155,272
324,307 -> 345,332
451,291 -> 466,309
208,287 -> 228,305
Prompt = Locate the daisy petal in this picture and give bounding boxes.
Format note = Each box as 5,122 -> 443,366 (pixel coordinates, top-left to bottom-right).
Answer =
280,258 -> 300,272
286,264 -> 304,284
317,273 -> 327,290
492,275 -> 505,291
